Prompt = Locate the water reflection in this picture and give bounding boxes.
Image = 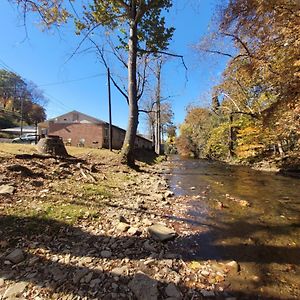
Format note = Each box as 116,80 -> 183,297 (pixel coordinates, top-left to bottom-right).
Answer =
166,156 -> 300,298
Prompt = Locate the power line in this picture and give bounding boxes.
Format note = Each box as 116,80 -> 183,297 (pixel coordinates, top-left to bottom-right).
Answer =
43,92 -> 73,112
0,59 -> 103,117
37,73 -> 106,87
0,73 -> 106,88
0,59 -> 17,74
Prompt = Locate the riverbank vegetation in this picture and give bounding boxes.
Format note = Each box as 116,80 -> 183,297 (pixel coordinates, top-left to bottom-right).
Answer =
177,0 -> 299,172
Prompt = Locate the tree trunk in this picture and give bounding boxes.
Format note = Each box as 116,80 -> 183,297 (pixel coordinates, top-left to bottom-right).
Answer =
278,141 -> 284,157
121,14 -> 138,166
37,136 -> 69,157
151,121 -> 155,149
228,113 -> 234,159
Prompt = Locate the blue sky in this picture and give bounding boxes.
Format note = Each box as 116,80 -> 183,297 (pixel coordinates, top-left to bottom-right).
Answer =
0,1 -> 228,135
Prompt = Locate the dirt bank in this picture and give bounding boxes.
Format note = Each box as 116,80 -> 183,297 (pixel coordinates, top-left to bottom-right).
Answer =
0,144 -> 240,300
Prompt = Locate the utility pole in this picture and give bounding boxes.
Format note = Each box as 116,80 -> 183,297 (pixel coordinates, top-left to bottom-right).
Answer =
155,61 -> 162,155
107,68 -> 113,151
20,97 -> 24,136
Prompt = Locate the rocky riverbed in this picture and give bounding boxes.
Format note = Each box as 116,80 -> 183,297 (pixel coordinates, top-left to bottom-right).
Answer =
0,147 -> 240,300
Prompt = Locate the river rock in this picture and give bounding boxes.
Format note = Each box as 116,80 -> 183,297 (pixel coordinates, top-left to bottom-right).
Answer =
116,222 -> 130,232
128,272 -> 158,300
50,267 -> 67,281
238,199 -> 250,207
84,272 -> 93,283
90,278 -> 101,288
0,185 -> 15,195
73,269 -> 89,284
148,224 -> 177,242
201,290 -> 215,297
164,190 -> 174,198
111,266 -> 128,276
165,283 -> 182,298
143,240 -> 156,252
226,261 -> 240,273
3,281 -> 28,299
101,250 -> 112,258
5,249 -> 25,264
128,227 -> 140,235
119,215 -> 130,224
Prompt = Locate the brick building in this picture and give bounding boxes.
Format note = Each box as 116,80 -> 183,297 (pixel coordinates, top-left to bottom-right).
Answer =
38,111 -> 152,150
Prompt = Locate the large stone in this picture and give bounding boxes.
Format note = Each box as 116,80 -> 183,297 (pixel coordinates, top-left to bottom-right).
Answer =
116,222 -> 130,232
101,250 -> 112,258
164,190 -> 174,198
128,272 -> 158,300
90,278 -> 101,288
111,266 -> 128,276
148,224 -> 177,242
5,249 -> 25,264
119,215 -> 130,224
84,272 -> 93,283
165,283 -> 182,299
3,282 -> 28,299
226,261 -> 240,273
201,290 -> 215,298
143,240 -> 156,252
0,185 -> 15,195
50,267 -> 67,281
73,269 -> 89,284
128,227 -> 140,235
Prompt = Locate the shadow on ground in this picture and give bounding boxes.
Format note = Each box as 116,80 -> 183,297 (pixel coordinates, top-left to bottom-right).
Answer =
1,213 -> 299,299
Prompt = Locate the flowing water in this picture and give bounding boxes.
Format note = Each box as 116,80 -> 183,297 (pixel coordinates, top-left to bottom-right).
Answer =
166,156 -> 300,299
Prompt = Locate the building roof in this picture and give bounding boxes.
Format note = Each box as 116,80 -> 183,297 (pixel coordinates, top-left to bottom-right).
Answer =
47,110 -> 105,124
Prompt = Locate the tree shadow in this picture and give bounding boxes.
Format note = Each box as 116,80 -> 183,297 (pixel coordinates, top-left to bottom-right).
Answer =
1,214 -> 300,299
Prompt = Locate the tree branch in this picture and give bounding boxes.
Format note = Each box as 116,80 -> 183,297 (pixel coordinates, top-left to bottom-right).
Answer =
222,32 -> 252,57
64,24 -> 101,65
89,38 -> 129,103
197,47 -> 234,58
137,48 -> 188,71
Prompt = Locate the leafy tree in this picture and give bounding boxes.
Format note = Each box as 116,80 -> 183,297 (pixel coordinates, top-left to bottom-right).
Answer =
0,69 -> 46,126
11,0 -> 174,166
194,0 -> 300,163
177,107 -> 213,158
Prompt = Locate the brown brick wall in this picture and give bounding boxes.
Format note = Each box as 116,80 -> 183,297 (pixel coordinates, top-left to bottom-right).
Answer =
48,123 -> 104,148
47,122 -> 152,150
103,126 -> 152,150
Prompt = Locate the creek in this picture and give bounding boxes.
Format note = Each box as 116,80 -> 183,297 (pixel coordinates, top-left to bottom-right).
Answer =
166,156 -> 300,299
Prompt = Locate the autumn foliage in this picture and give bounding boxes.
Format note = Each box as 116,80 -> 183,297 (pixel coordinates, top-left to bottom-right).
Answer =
178,0 -> 300,166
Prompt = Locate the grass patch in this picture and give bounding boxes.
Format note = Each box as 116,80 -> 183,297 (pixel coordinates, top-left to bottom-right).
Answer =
154,155 -> 167,164
42,203 -> 99,223
82,183 -> 112,198
0,143 -> 37,157
2,200 -> 99,239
